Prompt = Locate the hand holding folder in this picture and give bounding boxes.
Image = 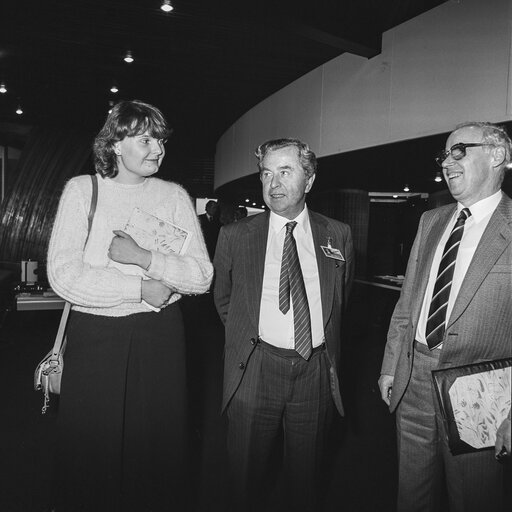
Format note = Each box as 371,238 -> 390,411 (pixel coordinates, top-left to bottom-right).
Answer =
432,358 -> 511,455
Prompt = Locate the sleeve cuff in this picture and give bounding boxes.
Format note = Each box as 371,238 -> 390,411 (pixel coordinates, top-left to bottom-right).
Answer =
145,250 -> 166,280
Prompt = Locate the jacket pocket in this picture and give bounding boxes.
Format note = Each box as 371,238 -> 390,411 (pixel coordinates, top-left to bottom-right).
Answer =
489,264 -> 511,273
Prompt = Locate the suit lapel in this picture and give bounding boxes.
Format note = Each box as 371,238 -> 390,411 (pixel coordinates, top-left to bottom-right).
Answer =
309,211 -> 336,328
243,212 -> 270,331
447,196 -> 512,328
411,206 -> 456,327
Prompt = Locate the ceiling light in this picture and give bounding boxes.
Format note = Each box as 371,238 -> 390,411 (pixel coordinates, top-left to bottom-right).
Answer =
123,51 -> 134,63
434,172 -> 443,183
0,82 -> 6,94
403,184 -> 410,192
160,1 -> 174,13
16,105 -> 23,115
110,84 -> 119,93
245,198 -> 250,203
392,194 -> 398,199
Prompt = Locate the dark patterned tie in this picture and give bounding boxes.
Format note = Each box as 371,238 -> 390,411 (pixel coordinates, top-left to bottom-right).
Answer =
425,208 -> 471,350
278,222 -> 312,360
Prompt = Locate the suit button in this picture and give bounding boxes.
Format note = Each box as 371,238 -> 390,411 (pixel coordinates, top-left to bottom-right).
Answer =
407,351 -> 411,358
239,362 -> 245,370
250,338 -> 256,345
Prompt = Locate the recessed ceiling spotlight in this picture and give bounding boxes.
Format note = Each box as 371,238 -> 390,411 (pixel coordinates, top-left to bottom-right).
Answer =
434,172 -> 443,183
124,51 -> 134,63
245,198 -> 250,203
392,194 -> 398,199
160,1 -> 174,13
110,84 -> 119,93
403,184 -> 410,192
0,82 -> 6,94
252,202 -> 256,206
16,104 -> 23,115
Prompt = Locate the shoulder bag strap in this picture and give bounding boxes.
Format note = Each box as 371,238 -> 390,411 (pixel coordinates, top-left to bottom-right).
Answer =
51,174 -> 99,359
84,174 -> 98,249
50,301 -> 71,359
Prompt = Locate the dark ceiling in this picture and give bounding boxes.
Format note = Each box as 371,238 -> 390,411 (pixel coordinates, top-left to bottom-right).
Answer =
1,0 -> 448,194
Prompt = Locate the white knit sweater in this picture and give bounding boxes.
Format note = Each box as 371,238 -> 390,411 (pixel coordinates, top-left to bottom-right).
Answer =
47,174 -> 213,317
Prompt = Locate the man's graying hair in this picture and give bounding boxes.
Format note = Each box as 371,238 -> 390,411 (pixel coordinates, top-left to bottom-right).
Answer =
255,138 -> 317,178
455,122 -> 512,170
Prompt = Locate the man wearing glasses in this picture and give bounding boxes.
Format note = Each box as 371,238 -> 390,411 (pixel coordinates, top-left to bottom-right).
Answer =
378,122 -> 511,511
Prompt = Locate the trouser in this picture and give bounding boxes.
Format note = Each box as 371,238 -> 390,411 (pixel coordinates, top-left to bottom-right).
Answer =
226,339 -> 334,512
396,340 -> 504,512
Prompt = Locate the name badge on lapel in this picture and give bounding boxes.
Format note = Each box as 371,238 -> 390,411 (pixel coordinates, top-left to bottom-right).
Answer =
320,237 -> 345,261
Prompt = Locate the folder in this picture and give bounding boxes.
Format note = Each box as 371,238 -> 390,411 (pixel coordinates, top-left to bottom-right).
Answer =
431,358 -> 511,455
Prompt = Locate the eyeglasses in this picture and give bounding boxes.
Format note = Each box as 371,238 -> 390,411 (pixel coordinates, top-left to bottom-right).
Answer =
435,143 -> 494,167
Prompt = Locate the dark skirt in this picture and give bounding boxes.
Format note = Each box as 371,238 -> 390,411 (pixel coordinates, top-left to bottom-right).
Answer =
54,303 -> 187,512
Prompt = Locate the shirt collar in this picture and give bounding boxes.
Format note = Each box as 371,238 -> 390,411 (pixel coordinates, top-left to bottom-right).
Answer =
457,190 -> 502,224
269,205 -> 310,235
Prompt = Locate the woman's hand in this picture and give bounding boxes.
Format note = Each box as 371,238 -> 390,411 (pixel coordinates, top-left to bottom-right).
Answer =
141,279 -> 174,308
108,230 -> 151,269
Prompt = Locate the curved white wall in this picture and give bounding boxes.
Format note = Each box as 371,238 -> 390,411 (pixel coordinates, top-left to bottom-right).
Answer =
215,0 -> 512,189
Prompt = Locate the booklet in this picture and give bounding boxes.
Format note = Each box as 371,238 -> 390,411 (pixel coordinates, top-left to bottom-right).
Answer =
125,207 -> 192,256
109,208 -> 192,311
432,358 -> 511,455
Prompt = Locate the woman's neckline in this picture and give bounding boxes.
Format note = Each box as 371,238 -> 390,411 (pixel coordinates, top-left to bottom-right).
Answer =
103,176 -> 149,189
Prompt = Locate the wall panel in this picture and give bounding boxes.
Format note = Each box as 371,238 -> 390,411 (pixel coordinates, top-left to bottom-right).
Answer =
215,0 -> 512,189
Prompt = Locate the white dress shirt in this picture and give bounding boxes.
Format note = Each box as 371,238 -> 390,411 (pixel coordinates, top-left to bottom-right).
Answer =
258,207 -> 324,348
416,190 -> 502,346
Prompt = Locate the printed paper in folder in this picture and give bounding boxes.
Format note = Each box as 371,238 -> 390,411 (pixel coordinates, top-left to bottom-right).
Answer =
109,208 -> 192,310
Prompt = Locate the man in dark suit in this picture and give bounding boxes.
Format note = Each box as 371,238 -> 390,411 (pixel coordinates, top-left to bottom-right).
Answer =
214,138 -> 354,511
379,122 -> 512,512
199,199 -> 220,259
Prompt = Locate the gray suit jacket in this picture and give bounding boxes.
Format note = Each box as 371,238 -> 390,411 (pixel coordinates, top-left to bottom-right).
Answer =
214,209 -> 354,415
381,194 -> 512,412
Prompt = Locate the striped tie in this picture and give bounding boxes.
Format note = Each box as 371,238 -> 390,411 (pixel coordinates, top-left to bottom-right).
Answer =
279,222 -> 312,360
425,208 -> 471,350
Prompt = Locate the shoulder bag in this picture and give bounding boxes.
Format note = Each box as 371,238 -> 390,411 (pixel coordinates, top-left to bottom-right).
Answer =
34,174 -> 98,414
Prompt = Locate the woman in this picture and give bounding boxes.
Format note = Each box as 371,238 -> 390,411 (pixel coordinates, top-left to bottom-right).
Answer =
47,100 -> 213,511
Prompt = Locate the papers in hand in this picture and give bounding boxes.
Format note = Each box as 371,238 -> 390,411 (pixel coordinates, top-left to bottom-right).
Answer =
432,358 -> 511,454
110,208 -> 192,311
125,208 -> 192,256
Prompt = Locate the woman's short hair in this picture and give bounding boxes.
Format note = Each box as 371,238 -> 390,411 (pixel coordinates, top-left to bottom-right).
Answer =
93,100 -> 172,178
254,138 -> 317,179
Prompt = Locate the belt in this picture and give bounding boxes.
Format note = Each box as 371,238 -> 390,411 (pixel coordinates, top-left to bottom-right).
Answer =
257,337 -> 326,359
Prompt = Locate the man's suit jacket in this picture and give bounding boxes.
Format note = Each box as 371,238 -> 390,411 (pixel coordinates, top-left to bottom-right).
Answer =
199,213 -> 220,259
381,194 -> 512,412
214,209 -> 354,415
